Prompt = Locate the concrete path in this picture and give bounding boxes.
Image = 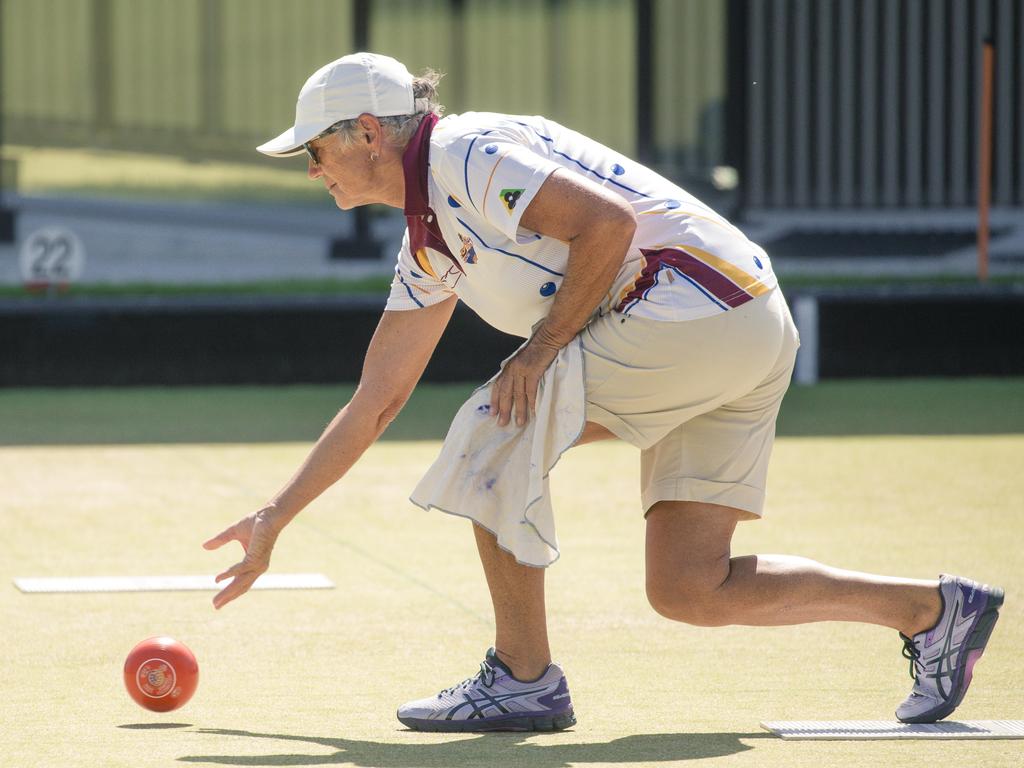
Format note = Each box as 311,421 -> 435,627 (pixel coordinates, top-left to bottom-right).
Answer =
0,194 -> 404,285
1,194 -> 1022,286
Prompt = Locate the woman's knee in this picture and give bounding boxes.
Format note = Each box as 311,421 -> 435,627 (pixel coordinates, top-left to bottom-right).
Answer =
644,500 -> 739,625
645,569 -> 732,626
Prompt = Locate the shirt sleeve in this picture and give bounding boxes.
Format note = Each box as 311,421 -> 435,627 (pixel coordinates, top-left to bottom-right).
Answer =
437,132 -> 563,242
385,228 -> 455,311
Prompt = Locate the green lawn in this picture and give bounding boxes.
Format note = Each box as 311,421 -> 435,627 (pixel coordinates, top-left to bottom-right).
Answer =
4,145 -> 322,204
1,378 -> 1022,446
1,380 -> 1021,767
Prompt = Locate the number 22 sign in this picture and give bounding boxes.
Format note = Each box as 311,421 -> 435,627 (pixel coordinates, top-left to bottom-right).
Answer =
19,227 -> 86,289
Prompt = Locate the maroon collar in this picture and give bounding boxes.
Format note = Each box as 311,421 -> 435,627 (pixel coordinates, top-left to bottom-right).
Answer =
402,112 -> 439,217
401,113 -> 458,267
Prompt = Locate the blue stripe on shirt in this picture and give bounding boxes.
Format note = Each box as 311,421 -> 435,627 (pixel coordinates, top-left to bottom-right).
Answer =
456,217 -> 564,277
396,268 -> 424,308
463,130 -> 494,212
512,121 -> 652,198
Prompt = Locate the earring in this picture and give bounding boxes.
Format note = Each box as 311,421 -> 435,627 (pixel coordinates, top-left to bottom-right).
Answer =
369,152 -> 379,162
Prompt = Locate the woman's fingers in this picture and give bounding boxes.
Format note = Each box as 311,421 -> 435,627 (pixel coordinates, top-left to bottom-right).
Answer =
491,359 -> 545,428
205,512 -> 275,609
514,373 -> 530,426
204,516 -> 256,555
202,523 -> 239,551
214,560 -> 245,584
212,569 -> 260,610
491,370 -> 515,427
212,551 -> 269,609
523,373 -> 538,424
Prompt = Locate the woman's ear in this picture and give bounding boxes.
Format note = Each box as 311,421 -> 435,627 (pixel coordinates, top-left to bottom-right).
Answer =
357,114 -> 381,147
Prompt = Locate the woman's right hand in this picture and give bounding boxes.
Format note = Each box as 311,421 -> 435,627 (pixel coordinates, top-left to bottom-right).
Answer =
203,507 -> 285,610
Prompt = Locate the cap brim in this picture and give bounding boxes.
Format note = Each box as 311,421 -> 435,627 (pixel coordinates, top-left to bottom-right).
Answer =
257,125 -> 319,158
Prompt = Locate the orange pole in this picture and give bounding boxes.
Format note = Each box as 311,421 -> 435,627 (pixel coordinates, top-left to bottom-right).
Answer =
977,40 -> 994,283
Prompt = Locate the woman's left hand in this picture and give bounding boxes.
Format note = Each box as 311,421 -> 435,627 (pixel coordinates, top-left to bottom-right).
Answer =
490,337 -> 561,427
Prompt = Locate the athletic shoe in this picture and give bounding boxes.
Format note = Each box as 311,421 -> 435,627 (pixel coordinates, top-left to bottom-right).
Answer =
896,574 -> 1004,723
396,648 -> 576,732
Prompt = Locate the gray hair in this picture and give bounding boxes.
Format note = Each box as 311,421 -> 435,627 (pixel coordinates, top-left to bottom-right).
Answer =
325,69 -> 445,149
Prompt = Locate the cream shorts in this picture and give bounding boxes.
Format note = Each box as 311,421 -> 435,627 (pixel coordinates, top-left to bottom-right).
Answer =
581,288 -> 800,518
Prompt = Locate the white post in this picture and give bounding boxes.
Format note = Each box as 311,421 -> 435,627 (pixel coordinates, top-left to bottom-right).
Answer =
792,295 -> 819,385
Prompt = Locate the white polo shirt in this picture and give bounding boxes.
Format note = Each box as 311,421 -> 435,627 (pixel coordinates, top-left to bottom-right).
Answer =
387,112 -> 776,339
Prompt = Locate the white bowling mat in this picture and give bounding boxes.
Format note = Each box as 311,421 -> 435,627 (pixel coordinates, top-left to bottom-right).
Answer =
14,574 -> 334,593
761,720 -> 1024,740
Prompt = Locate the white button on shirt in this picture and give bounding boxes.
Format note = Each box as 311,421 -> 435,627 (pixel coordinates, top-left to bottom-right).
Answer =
387,112 -> 777,339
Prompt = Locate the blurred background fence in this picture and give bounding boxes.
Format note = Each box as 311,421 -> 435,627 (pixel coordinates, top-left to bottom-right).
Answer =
742,0 -> 1024,210
3,0 -> 1022,210
0,0 -> 723,188
2,0 -> 1023,386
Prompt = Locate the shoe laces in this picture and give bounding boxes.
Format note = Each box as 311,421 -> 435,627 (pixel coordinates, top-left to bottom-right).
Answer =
439,661 -> 496,697
900,633 -> 922,680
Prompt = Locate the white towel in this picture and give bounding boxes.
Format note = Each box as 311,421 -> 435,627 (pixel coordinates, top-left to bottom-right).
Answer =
410,337 -> 586,567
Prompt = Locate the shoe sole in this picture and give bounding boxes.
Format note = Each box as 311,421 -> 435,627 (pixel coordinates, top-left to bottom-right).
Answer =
898,586 -> 1004,724
398,708 -> 576,733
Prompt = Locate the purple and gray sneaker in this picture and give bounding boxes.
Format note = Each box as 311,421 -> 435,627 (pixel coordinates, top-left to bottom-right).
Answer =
896,574 -> 1004,723
396,648 -> 576,732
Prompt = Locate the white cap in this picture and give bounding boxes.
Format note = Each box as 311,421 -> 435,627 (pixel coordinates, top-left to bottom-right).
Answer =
257,52 -> 417,157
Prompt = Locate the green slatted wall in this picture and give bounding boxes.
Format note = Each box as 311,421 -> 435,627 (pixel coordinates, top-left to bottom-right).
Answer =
1,0 -> 726,175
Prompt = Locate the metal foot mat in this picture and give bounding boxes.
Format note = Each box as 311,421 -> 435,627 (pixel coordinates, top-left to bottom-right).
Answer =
761,720 -> 1024,740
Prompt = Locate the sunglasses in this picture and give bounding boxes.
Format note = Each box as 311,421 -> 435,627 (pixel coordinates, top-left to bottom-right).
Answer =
303,122 -> 345,166
303,141 -> 322,166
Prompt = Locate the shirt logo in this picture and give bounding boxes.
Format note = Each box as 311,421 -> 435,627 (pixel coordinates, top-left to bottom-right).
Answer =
500,188 -> 524,214
458,234 -> 477,264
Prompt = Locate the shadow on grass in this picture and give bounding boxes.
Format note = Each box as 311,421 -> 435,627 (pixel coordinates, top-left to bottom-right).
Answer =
178,728 -> 768,767
120,722 -> 193,729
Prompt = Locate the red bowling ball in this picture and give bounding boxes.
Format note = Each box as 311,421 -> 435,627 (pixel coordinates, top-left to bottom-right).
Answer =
123,636 -> 199,712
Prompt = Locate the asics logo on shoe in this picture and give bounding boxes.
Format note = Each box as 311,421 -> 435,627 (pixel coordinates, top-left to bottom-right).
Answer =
931,593 -> 980,699
935,622 -> 958,699
553,693 -> 571,700
954,603 -> 977,630
448,687 -> 550,720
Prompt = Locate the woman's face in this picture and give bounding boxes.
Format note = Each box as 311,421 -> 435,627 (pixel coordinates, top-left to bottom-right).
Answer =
306,131 -> 381,210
